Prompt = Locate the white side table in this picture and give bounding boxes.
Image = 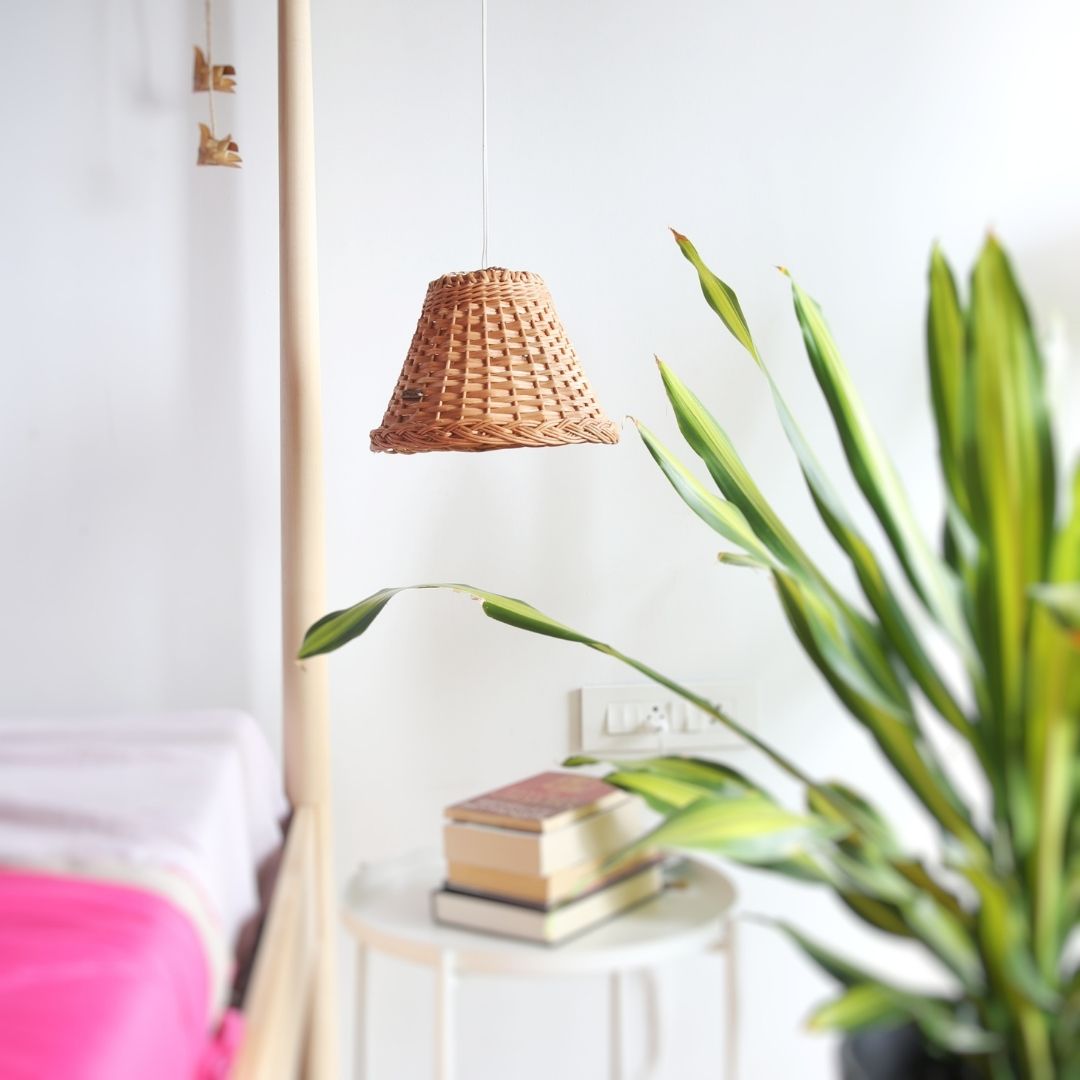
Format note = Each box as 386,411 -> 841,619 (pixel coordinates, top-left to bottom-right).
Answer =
343,853 -> 738,1080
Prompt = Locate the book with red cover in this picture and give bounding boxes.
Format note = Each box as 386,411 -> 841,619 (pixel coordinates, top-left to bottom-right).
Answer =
446,772 -> 627,833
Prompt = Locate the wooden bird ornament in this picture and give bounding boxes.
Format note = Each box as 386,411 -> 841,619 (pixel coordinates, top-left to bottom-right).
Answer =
197,123 -> 242,168
193,0 -> 241,169
193,46 -> 236,92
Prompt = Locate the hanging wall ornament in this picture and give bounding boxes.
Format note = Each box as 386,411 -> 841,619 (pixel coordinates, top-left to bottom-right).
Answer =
193,0 -> 241,167
193,46 -> 236,93
369,0 -> 617,453
197,123 -> 242,167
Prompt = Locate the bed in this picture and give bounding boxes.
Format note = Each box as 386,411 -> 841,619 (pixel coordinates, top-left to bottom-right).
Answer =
0,711 -> 285,1079
0,0 -> 339,1075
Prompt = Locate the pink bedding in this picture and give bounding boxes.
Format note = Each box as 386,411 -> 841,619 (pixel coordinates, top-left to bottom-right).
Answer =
0,869 -> 242,1080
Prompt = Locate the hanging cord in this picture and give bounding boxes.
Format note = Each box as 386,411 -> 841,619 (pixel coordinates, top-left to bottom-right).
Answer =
480,0 -> 489,268
205,0 -> 217,135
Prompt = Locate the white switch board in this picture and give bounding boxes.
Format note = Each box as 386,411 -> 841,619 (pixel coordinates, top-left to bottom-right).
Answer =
577,681 -> 753,756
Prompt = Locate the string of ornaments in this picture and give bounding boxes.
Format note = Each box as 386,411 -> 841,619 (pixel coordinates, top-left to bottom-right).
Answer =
193,0 -> 241,167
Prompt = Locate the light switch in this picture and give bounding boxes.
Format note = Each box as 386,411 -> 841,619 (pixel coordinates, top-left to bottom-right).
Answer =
604,704 -> 636,734
578,682 -> 753,756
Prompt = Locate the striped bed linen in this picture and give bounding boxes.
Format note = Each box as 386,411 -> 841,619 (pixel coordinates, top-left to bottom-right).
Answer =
0,710 -> 287,1078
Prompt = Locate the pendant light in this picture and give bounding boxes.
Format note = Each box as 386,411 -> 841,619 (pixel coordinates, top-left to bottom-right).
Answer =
370,1 -> 619,454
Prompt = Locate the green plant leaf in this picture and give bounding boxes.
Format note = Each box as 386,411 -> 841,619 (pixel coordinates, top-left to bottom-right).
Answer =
965,236 -> 1057,761
717,551 -> 769,570
778,916 -> 987,1048
814,851 -> 983,991
634,419 -> 777,567
619,794 -> 842,866
639,388 -> 979,854
913,1005 -> 1003,1056
774,921 -> 891,987
300,583 -> 822,792
807,984 -> 908,1033
788,276 -> 975,668
807,781 -> 901,856
1026,469 -> 1080,977
669,235 -> 974,745
653,362 -> 910,707
1030,583 -> 1080,634
652,361 -> 829,588
671,229 -> 759,360
809,985 -> 1000,1055
603,770 -> 725,814
927,246 -> 972,526
773,569 -> 981,851
892,859 -> 972,927
571,754 -> 765,797
960,862 -> 1056,1072
804,785 -> 973,928
838,892 -> 915,938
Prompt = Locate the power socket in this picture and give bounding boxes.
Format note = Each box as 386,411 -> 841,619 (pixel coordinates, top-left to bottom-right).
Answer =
576,681 -> 753,756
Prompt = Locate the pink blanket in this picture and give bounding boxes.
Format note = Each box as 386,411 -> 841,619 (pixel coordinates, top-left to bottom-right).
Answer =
0,869 -> 242,1080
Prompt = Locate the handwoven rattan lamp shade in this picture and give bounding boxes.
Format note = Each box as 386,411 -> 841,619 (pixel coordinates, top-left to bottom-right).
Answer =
370,268 -> 620,453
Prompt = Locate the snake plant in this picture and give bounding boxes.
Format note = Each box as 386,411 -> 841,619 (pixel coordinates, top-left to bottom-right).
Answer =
301,233 -> 1080,1078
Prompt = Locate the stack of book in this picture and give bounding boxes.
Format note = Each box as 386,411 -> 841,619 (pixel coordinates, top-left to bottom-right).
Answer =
432,771 -> 663,944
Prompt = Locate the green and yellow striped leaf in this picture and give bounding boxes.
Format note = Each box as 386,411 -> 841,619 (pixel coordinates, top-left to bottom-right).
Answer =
300,583 -> 815,791
567,754 -> 764,797
808,985 -> 908,1034
619,794 -> 842,866
668,234 -> 973,744
634,419 -> 777,568
775,921 -> 888,988
965,237 -> 1057,758
773,568 -> 980,851
809,985 -> 1000,1055
1026,468 -> 1080,976
789,276 -> 975,667
927,246 -> 972,526
653,361 -> 908,706
671,229 -> 759,360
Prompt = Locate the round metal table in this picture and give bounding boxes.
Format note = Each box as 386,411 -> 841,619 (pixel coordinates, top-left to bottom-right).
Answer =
343,853 -> 738,1080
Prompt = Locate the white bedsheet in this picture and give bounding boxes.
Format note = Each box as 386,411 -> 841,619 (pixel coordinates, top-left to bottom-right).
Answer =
0,709 -> 287,970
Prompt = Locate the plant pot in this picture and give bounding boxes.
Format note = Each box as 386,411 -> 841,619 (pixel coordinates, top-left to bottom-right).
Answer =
841,1025 -> 980,1080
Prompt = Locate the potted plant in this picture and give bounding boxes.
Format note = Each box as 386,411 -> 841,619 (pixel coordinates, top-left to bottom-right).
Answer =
301,232 -> 1080,1078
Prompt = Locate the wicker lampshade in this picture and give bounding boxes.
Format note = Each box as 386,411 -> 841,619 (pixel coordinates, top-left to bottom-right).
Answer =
370,268 -> 620,453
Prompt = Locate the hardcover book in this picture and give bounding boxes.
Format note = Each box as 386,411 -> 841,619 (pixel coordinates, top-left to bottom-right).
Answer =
445,772 -> 627,833
432,862 -> 665,945
443,797 -> 646,876
446,853 -> 661,909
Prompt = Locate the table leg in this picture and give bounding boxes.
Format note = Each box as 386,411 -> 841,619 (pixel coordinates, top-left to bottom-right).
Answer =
609,970 -> 624,1080
720,920 -> 739,1080
435,951 -> 457,1080
354,942 -> 369,1080
642,969 -> 662,1078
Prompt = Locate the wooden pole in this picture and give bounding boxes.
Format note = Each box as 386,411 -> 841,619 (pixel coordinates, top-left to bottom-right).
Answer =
278,0 -> 338,1075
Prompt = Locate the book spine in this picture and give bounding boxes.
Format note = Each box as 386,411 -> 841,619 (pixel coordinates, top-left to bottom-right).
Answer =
442,799 -> 646,875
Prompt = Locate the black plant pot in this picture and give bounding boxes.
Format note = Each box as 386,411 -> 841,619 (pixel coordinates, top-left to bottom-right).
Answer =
841,1025 -> 980,1080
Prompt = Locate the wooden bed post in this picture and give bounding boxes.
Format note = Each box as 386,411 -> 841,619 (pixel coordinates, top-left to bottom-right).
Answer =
278,0 -> 338,1076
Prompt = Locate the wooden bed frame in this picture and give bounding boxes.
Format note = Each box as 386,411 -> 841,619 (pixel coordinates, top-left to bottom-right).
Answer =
232,1 -> 338,1076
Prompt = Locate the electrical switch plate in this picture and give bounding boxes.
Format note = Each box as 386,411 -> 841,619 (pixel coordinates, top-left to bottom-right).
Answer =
576,681 -> 754,756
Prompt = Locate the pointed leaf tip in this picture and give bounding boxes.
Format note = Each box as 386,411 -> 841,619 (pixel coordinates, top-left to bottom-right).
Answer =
776,265 -> 791,278
563,754 -> 599,767
670,227 -> 688,244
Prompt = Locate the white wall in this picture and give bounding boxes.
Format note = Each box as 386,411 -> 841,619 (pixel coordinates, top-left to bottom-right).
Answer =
4,1 -> 1080,1077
